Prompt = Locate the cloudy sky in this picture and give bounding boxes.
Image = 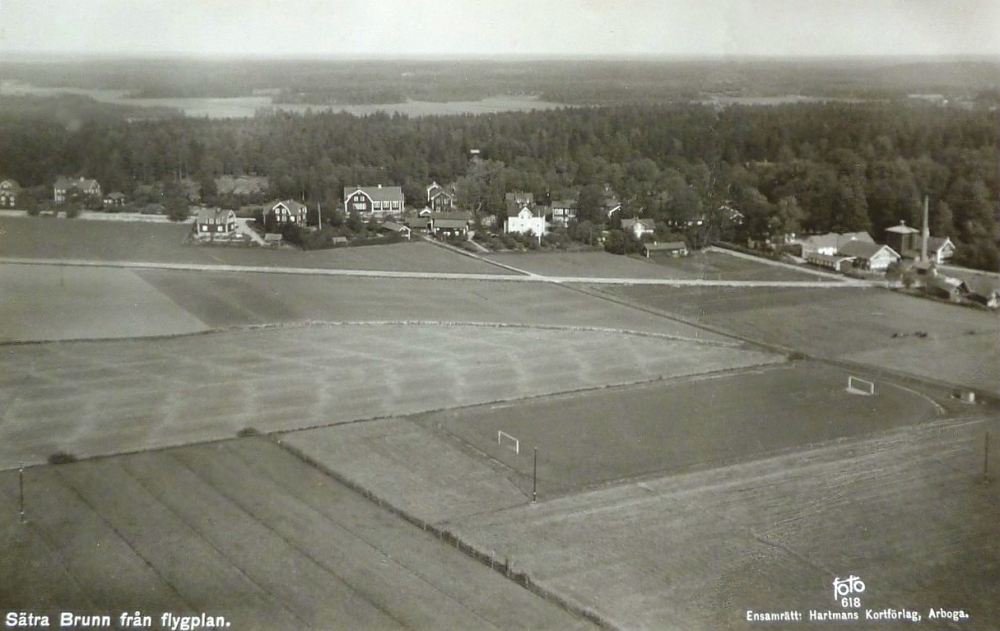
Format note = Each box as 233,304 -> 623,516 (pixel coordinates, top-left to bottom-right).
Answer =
1,0 -> 998,58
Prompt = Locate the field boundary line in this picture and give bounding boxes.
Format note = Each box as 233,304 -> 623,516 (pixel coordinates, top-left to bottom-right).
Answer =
0,319 -> 750,349
270,436 -> 619,631
0,256 -> 876,286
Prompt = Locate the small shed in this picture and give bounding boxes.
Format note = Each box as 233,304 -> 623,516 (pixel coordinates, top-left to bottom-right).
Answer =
263,233 -> 283,247
643,242 -> 688,258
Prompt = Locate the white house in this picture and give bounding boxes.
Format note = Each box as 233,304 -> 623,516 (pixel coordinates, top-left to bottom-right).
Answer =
505,207 -> 547,237
622,218 -> 656,240
837,241 -> 900,272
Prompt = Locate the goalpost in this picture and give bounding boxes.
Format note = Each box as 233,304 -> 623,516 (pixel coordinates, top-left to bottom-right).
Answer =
847,376 -> 876,396
498,431 -> 520,455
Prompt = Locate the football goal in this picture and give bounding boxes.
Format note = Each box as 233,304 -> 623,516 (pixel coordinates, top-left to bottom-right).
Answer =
846,376 -> 876,396
498,431 -> 520,454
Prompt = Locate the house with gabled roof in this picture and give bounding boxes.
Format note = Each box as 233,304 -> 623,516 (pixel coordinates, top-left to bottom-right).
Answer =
344,185 -> 404,220
837,241 -> 900,272
194,207 -> 237,238
103,192 -> 128,208
381,221 -> 412,240
426,181 -> 456,212
505,206 -> 547,237
551,199 -> 578,227
622,218 -> 656,240
267,200 -> 308,227
54,176 -> 101,203
0,179 -> 20,208
962,276 -> 1000,309
429,211 -> 473,237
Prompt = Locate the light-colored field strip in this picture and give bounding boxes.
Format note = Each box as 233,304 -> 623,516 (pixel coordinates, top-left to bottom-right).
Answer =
0,323 -> 781,470
0,256 -> 872,287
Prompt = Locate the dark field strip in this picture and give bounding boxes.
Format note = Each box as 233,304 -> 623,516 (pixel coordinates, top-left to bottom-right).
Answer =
0,439 -> 596,631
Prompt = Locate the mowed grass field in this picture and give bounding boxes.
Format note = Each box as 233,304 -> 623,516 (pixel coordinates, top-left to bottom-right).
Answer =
417,362 -> 944,496
486,249 -> 834,282
0,437 -> 596,631
604,284 -> 1000,395
0,216 -> 514,274
0,323 -> 777,469
452,416 -> 1000,631
0,264 -> 209,341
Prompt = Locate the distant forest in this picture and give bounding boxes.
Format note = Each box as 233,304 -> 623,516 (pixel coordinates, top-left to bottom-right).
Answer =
2,57 -> 998,105
1,93 -> 997,269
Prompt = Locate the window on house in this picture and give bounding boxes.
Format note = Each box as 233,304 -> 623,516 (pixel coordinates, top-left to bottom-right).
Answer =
392,201 -> 400,210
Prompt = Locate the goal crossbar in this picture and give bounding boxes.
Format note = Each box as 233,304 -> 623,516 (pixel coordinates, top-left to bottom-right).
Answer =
847,376 -> 875,396
498,431 -> 520,454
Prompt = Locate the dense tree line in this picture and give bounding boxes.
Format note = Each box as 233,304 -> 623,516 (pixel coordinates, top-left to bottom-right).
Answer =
1,96 -> 997,268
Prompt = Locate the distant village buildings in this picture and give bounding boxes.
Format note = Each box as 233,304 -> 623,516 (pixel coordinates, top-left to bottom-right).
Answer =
0,180 -> 20,208
54,176 -> 101,203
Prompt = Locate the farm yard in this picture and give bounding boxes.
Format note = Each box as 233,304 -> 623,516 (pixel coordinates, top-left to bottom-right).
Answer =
0,437 -> 596,631
604,284 -> 1000,395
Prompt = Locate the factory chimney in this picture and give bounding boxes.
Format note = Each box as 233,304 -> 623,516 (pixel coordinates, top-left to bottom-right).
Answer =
921,195 -> 929,262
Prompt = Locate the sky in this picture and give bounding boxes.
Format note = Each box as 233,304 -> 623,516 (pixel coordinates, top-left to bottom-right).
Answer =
1,0 -> 998,58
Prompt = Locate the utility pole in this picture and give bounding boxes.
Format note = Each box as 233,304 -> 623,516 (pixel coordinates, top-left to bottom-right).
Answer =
19,464 -> 25,523
532,448 -> 538,504
985,431 -> 991,484
921,195 -> 930,262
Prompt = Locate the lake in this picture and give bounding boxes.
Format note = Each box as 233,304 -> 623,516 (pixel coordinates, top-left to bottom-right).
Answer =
1,80 -> 569,119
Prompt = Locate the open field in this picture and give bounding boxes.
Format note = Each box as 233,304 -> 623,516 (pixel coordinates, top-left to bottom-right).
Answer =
420,362 -> 945,496
0,323 -> 776,469
0,217 -> 514,275
0,437 -> 596,631
486,250 -> 836,282
603,285 -> 1000,395
449,415 -> 1000,631
129,268 -> 732,339
0,264 -> 209,341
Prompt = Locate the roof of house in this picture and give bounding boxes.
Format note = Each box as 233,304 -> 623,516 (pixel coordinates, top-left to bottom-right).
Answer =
926,275 -> 963,293
433,218 -> 469,229
885,222 -> 920,235
263,233 -> 283,243
963,276 -> 1000,298
196,207 -> 234,223
505,191 -> 534,203
902,236 -> 956,259
838,241 -> 898,259
344,186 -> 404,203
801,232 -> 874,250
105,192 -> 127,200
381,221 -> 410,233
404,217 -> 429,228
552,199 -> 578,209
622,218 -> 656,231
0,179 -> 20,190
273,199 -> 306,213
55,176 -> 99,191
431,211 -> 472,222
644,241 -> 687,252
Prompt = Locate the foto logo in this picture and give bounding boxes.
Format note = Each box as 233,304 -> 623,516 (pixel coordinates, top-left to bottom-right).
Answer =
833,575 -> 866,608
